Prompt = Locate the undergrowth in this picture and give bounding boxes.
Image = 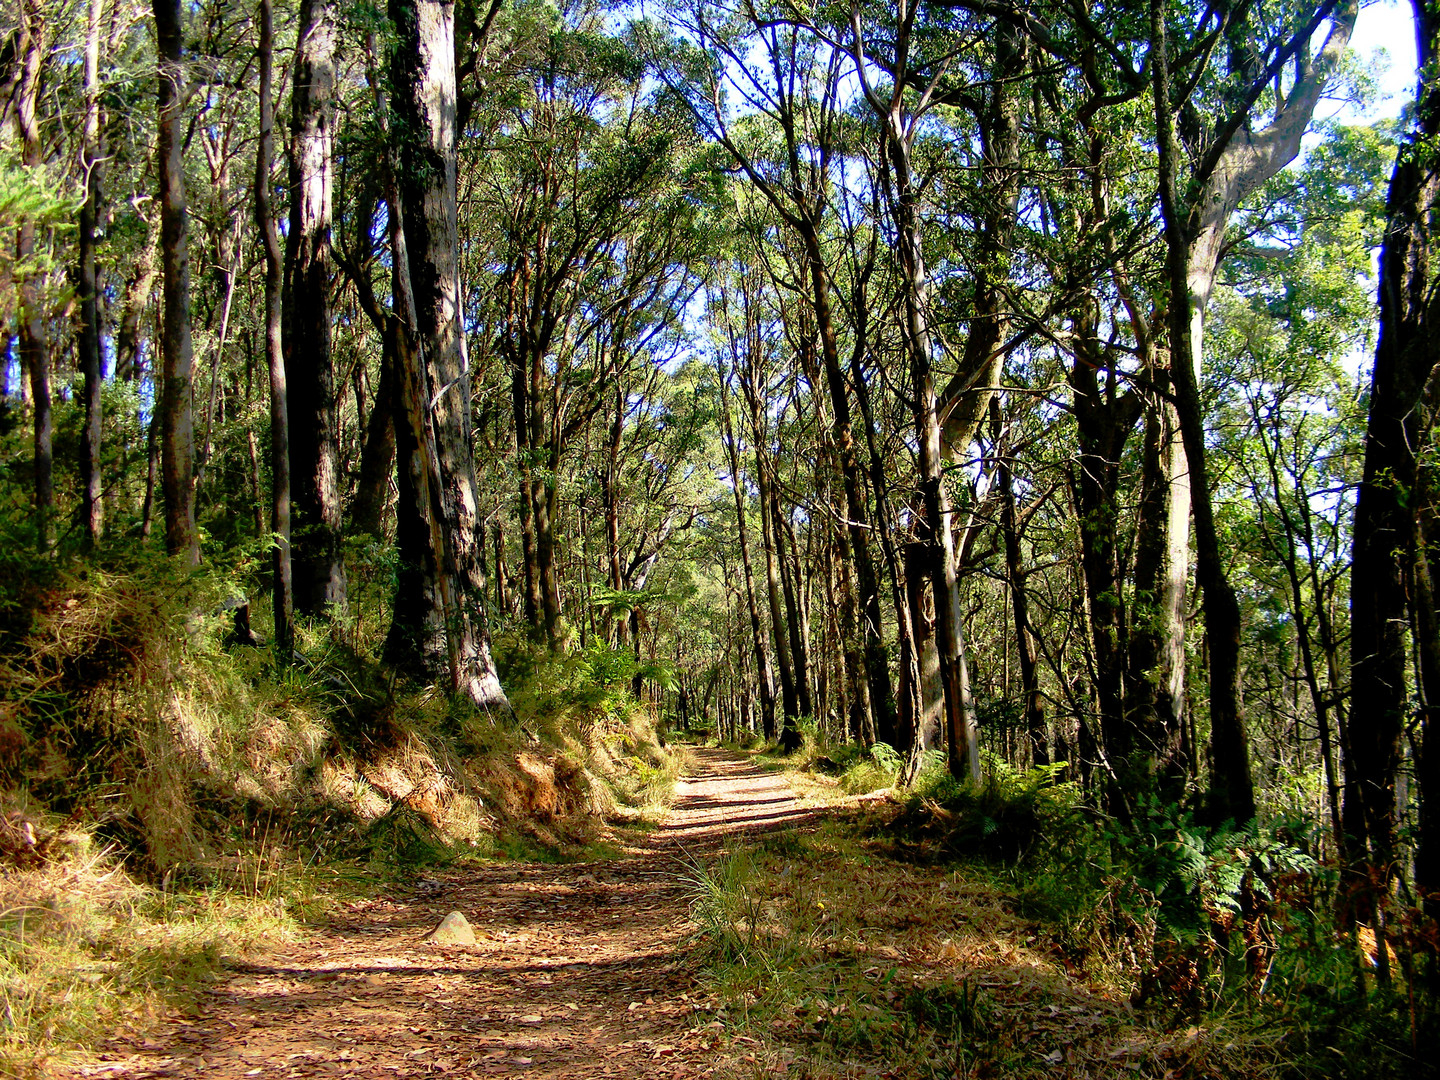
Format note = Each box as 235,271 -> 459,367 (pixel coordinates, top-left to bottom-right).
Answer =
0,537 -> 687,1069
679,751 -> 1439,1079
0,816 -> 333,1077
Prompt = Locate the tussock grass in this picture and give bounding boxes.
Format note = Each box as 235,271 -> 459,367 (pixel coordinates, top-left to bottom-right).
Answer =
682,750 -> 1439,1080
0,544 -> 692,1068
0,815 -> 325,1076
679,811 -> 1314,1079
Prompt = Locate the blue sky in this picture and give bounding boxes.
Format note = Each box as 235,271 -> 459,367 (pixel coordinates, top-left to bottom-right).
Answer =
1350,0 -> 1419,120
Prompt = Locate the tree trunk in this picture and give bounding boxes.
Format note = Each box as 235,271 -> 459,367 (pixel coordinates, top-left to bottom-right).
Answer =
115,236 -> 158,383
1125,383 -> 1190,796
757,457 -> 801,747
796,229 -> 895,745
536,442 -> 564,648
1349,0 -> 1440,910
492,516 -> 511,617
903,541 -> 944,753
285,0 -> 346,614
754,441 -> 798,731
994,401 -> 1047,767
1151,0 -> 1250,822
1069,305 -> 1156,808
352,327 -> 397,538
1149,0 -> 1355,823
387,0 -> 507,710
775,503 -> 813,724
154,0 -> 199,564
15,1 -> 49,553
78,0 -> 106,545
1414,502 -> 1440,916
256,0 -> 293,655
876,111 -> 978,781
721,382 -> 777,741
604,382 -> 626,646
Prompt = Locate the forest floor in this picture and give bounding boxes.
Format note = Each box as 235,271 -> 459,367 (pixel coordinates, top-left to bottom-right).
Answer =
54,749 -> 1275,1080
59,749 -> 816,1080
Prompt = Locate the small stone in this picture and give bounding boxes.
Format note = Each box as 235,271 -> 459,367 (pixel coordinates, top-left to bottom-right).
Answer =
427,911 -> 476,946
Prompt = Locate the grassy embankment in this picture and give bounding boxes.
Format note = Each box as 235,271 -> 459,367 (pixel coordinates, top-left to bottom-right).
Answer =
0,547 -> 686,1075
684,738 -> 1435,1079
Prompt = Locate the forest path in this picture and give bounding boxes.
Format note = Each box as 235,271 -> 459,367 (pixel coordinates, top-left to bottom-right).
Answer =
65,748 -> 808,1080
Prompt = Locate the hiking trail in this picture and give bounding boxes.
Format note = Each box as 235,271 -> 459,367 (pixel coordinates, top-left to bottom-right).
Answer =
65,749 -> 809,1079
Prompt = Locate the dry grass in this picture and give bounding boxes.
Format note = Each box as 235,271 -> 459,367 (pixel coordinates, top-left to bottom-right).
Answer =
0,814 -> 318,1076
682,810 -> 1298,1080
0,560 -> 696,1068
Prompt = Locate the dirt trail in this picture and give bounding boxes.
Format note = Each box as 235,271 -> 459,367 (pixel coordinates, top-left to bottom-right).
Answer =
65,749 -> 807,1079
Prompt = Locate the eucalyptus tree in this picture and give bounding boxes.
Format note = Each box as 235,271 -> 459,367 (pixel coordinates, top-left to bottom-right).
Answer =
255,0 -> 292,653
285,0 -> 346,614
154,0 -> 199,564
971,0 -> 1362,815
714,259 -> 782,742
647,0 -> 898,744
842,0 -> 1034,779
731,267 -> 805,741
1350,0 -> 1440,919
77,0 -> 107,545
384,0 -> 507,709
1204,122 -> 1390,849
478,3 -> 701,650
1143,0 -> 1358,822
13,0 -> 52,551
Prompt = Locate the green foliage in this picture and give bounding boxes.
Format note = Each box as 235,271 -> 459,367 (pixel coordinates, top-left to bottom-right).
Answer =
676,850 -> 765,965
1102,799 -> 1320,947
898,757 -> 1082,865
358,804 -> 456,869
838,741 -> 904,794
498,640 -> 651,732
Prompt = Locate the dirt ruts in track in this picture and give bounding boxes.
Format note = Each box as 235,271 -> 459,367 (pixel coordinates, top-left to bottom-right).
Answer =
64,748 -> 808,1079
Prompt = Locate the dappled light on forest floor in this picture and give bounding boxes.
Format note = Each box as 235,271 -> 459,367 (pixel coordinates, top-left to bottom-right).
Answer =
52,748 -> 1323,1080
58,749 -> 804,1079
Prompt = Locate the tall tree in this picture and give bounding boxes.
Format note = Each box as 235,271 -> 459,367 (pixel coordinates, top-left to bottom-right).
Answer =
386,0 -> 507,709
847,0 -> 995,779
78,0 -> 107,545
1350,0 -> 1440,919
256,0 -> 293,654
14,0 -> 50,552
285,0 -> 346,613
653,2 -> 898,742
154,0 -> 199,564
1147,0 -> 1357,822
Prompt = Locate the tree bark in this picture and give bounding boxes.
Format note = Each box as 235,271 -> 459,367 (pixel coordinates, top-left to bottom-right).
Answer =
154,0 -> 199,564
115,234 -> 158,383
285,0 -> 346,613
855,15 -> 979,781
755,446 -> 799,740
775,503 -> 813,724
1349,0 -> 1440,910
1151,5 -> 1251,823
720,374 -> 777,741
603,383 -> 626,647
387,0 -> 507,709
351,328 -> 397,539
78,0 -> 106,546
799,233 -> 895,746
994,400 -> 1047,767
1148,0 -> 1356,823
256,0 -> 293,655
15,0 -> 49,552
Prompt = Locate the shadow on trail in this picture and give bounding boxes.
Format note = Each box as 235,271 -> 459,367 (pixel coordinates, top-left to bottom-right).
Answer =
60,746 -> 817,1080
